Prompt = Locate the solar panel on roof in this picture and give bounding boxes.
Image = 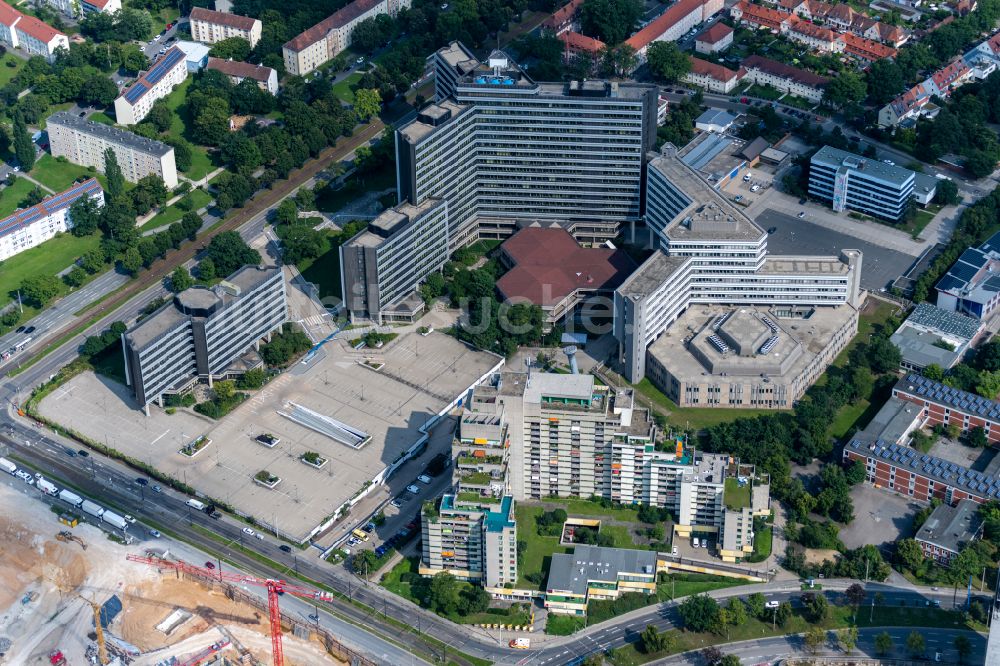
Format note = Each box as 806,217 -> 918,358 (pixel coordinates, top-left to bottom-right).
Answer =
921,455 -> 929,462
123,81 -> 150,104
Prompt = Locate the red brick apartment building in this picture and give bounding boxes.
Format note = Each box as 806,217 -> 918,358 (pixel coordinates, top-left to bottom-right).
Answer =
893,373 -> 1000,445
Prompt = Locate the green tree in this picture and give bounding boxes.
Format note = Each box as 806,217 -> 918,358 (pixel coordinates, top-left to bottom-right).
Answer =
425,572 -> 461,615
598,43 -> 637,78
209,36 -> 252,60
457,585 -> 490,615
120,43 -> 149,74
80,249 -> 105,274
646,42 -> 690,83
775,601 -> 793,627
63,266 -> 88,288
845,583 -> 865,609
896,538 -> 924,570
353,549 -> 377,577
801,592 -> 829,622
578,0 -> 642,44
954,634 -> 973,662
906,630 -> 925,657
803,626 -> 825,655
977,369 -> 1000,399
69,195 -> 101,236
12,115 -> 35,171
640,624 -> 670,653
19,275 -> 61,307
745,592 -> 766,619
274,199 -> 298,226
923,363 -> 945,381
198,257 -> 216,281
120,245 -> 143,275
170,266 -> 193,292
354,88 -> 382,122
967,425 -> 989,448
838,626 -> 858,655
874,631 -> 893,656
823,71 -> 867,109
726,598 -> 747,626
205,230 -> 261,276
933,178 -> 959,205
192,97 -> 232,146
213,379 -> 236,401
104,148 -> 125,200
717,657 -> 740,666
866,59 -> 904,105
678,594 -> 720,633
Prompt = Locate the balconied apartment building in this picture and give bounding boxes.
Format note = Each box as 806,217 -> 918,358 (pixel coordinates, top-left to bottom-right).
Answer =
189,7 -> 262,48
614,144 -> 862,387
114,46 -> 188,125
0,0 -> 68,62
397,43 -> 658,249
122,266 -> 286,413
47,111 -> 178,188
0,178 -> 104,261
282,0 -> 410,76
38,0 -> 120,17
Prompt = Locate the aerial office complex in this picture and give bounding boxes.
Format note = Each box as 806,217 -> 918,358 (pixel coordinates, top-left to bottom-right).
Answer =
340,43 -> 658,321
121,266 -> 286,413
0,0 -> 69,62
808,145 -> 925,221
47,112 -> 179,189
282,0 -> 411,76
0,179 -> 104,261
189,7 -> 262,48
935,230 -> 1000,320
115,46 -> 189,125
544,545 -> 658,615
614,144 -> 863,394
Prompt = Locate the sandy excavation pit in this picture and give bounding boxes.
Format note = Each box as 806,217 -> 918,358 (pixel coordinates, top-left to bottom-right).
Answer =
0,483 -> 344,666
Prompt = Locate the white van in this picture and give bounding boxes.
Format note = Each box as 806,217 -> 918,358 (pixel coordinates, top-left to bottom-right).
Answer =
692,537 -> 700,548
186,499 -> 206,511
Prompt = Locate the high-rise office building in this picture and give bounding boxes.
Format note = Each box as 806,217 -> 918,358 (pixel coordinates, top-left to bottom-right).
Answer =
47,112 -> 178,188
122,266 -> 286,413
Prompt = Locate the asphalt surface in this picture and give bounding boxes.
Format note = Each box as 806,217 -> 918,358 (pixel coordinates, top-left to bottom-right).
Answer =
755,208 -> 919,291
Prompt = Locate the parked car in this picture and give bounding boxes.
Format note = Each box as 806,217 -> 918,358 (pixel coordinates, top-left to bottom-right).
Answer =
417,474 -> 432,484
765,600 -> 780,609
205,561 -> 215,569
798,211 -> 805,218
671,546 -> 678,556
348,537 -> 360,546
390,498 -> 402,508
406,484 -> 420,494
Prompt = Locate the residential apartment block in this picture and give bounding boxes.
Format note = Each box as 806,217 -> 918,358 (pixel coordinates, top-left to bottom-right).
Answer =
340,198 -> 450,323
624,0 -> 724,63
115,46 -> 188,125
915,500 -> 982,565
935,231 -> 1000,320
740,55 -> 828,103
0,0 -> 69,62
808,145 -> 926,221
614,144 -> 862,386
684,56 -> 742,93
189,7 -> 261,48
282,0 -> 410,76
206,57 -> 278,94
47,112 -> 178,189
0,178 -> 103,261
122,266 -> 286,412
39,0 -> 120,16
695,22 -> 733,53
730,1 -> 795,31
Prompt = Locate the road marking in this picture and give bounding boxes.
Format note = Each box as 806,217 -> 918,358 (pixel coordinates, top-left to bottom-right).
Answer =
149,430 -> 171,445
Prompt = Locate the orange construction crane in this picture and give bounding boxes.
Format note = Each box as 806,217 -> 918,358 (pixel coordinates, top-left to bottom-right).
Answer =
126,555 -> 332,666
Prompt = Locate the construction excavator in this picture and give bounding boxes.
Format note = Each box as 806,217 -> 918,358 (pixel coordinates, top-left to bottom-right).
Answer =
55,531 -> 87,550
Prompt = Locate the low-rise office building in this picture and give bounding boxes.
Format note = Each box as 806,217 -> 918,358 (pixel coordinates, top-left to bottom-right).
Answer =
47,111 -> 178,189
115,46 -> 188,125
340,198 -> 449,323
189,7 -> 261,48
0,0 -> 69,62
889,302 -> 983,372
915,499 -> 982,565
0,178 -> 103,261
206,57 -> 278,94
936,231 -> 1000,320
282,0 -> 411,76
545,545 -> 658,615
122,266 -> 286,412
808,145 -> 917,221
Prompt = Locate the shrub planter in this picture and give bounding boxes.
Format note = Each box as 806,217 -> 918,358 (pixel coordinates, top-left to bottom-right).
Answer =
255,433 -> 280,448
300,452 -> 328,469
180,436 -> 211,458
254,470 -> 281,488
361,360 -> 384,371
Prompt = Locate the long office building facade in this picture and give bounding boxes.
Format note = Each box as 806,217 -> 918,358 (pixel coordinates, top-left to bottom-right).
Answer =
122,266 -> 286,412
615,144 -> 863,383
397,44 -> 659,250
47,112 -> 178,188
808,145 -> 916,221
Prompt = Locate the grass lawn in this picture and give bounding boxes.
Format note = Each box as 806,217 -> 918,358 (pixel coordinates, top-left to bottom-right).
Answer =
831,299 -> 898,369
138,188 -> 213,231
331,72 -> 363,104
0,177 -> 42,217
746,84 -> 783,100
724,477 -> 750,510
634,378 -> 775,431
0,232 -> 102,304
160,77 -> 216,181
608,604 -> 977,665
515,504 -> 571,589
546,614 -> 586,635
601,524 -> 648,549
655,575 -> 751,602
829,397 -> 870,439
298,235 -> 343,300
88,112 -> 116,126
148,6 -> 180,35
29,154 -> 104,192
748,525 -> 772,562
781,94 -> 815,110
0,56 -> 24,88
315,161 -> 396,213
544,498 -> 641,523
869,204 -> 939,239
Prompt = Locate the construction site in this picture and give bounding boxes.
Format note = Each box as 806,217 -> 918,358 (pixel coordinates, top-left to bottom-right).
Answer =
0,482 -> 352,666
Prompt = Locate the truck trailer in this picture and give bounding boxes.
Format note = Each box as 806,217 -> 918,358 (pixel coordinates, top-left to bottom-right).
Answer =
37,478 -> 58,495
58,489 -> 83,508
102,511 -> 127,530
81,500 -> 105,519
0,457 -> 16,475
